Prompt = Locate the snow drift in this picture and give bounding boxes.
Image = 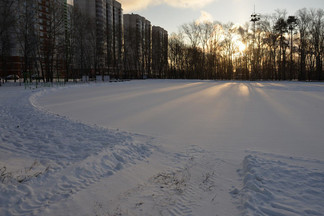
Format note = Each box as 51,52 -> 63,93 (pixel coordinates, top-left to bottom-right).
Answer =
234,152 -> 324,216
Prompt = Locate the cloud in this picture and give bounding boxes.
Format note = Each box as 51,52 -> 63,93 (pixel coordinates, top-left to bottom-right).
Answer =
164,0 -> 215,8
119,0 -> 216,12
196,10 -> 214,24
120,0 -> 157,12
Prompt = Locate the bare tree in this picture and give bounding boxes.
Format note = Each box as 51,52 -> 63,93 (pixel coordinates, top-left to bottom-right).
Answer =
40,0 -> 65,83
15,0 -> 39,83
181,22 -> 203,78
71,7 -> 94,81
274,17 -> 288,80
198,22 -> 214,79
221,23 -> 237,80
296,8 -> 311,81
237,23 -> 251,80
168,32 -> 185,78
87,18 -> 100,80
209,22 -> 223,79
309,9 -> 324,80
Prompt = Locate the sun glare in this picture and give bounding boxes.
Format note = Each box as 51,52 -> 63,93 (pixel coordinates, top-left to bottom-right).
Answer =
231,33 -> 246,54
238,41 -> 246,52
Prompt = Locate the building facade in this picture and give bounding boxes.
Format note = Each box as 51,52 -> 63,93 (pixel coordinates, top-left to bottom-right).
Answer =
0,0 -> 21,80
1,0 -> 169,82
106,0 -> 123,78
123,14 -> 152,79
38,0 -> 74,81
0,0 -> 74,81
152,26 -> 168,78
75,0 -> 107,78
75,0 -> 123,79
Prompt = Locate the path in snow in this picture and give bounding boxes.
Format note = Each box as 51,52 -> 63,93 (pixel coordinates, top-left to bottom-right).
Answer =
0,86 -> 153,215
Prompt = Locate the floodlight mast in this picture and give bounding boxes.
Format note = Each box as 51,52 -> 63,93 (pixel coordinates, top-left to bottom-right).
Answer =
287,16 -> 298,79
250,5 -> 260,45
250,5 -> 260,80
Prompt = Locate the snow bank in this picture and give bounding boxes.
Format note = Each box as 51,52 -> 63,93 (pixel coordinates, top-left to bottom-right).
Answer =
235,152 -> 324,216
0,85 -> 153,215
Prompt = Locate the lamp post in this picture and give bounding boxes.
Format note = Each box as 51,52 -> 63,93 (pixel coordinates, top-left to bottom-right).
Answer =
287,16 -> 298,80
250,7 -> 260,80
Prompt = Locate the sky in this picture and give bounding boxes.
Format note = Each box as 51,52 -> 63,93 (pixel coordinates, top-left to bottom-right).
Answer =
119,0 -> 323,34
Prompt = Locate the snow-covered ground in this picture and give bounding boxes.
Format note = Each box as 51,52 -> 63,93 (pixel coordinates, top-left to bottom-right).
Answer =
1,80 -> 324,215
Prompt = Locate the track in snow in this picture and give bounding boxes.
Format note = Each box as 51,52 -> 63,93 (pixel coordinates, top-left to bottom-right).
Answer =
0,87 -> 153,215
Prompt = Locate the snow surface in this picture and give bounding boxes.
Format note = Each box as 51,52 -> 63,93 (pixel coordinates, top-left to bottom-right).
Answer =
1,80 -> 324,215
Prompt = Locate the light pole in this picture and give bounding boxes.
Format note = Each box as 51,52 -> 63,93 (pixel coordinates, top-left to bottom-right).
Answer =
250,7 -> 260,80
287,16 -> 298,80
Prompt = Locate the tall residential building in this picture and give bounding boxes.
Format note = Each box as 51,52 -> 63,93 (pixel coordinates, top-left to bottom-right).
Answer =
107,0 -> 123,78
123,14 -> 152,79
0,0 -> 74,80
75,0 -> 107,76
61,0 -> 74,79
75,0 -> 123,79
63,0 -> 74,34
0,0 -> 22,79
152,26 -> 168,78
38,0 -> 74,80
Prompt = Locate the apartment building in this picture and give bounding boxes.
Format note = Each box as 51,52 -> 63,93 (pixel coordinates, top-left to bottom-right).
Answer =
106,0 -> 123,78
0,0 -> 22,79
1,0 -> 168,82
75,0 -> 107,77
38,0 -> 74,81
75,0 -> 123,79
123,14 -> 152,79
0,0 -> 74,80
152,26 -> 168,78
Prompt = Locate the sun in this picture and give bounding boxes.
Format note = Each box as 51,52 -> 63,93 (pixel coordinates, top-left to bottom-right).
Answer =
237,41 -> 246,52
231,34 -> 246,53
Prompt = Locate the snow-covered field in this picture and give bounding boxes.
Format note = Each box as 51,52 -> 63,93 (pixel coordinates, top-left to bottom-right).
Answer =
1,80 -> 324,215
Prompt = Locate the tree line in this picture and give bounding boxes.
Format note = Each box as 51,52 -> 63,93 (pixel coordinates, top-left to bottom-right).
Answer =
167,8 -> 324,81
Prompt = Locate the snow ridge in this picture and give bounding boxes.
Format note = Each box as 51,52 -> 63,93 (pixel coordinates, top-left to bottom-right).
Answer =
104,147 -> 234,216
0,87 -> 153,215
235,152 -> 324,216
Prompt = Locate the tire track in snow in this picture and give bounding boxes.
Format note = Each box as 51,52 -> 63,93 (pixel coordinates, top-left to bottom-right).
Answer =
106,148 -> 233,216
233,152 -> 324,216
5,142 -> 153,215
0,88 -> 154,216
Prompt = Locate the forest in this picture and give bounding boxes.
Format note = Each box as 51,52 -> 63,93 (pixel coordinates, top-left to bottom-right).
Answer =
167,8 -> 324,81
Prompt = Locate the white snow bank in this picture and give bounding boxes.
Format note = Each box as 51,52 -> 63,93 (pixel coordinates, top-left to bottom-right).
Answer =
234,152 -> 324,216
0,85 -> 153,215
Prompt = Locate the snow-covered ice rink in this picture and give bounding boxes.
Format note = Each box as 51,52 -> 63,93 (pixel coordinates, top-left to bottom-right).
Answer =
1,80 -> 324,215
